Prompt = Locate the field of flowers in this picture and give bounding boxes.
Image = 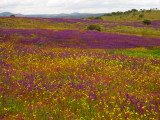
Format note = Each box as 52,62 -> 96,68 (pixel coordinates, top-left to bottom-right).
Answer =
1,17 -> 160,38
0,17 -> 160,119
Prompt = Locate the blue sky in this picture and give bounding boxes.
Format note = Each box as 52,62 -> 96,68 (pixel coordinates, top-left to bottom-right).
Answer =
0,0 -> 160,14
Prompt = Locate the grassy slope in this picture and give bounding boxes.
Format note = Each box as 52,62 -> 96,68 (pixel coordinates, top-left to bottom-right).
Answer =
102,10 -> 160,22
0,17 -> 77,30
106,26 -> 160,39
102,9 -> 160,57
102,10 -> 160,38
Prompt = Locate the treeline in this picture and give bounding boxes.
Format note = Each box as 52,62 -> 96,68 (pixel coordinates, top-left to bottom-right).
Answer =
104,8 -> 159,16
86,16 -> 103,20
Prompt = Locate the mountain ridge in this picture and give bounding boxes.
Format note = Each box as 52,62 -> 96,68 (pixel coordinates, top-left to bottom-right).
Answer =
0,12 -> 105,18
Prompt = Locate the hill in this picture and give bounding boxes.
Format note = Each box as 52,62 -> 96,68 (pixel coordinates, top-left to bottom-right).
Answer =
0,12 -> 13,16
0,12 -> 104,18
0,12 -> 24,17
101,9 -> 160,22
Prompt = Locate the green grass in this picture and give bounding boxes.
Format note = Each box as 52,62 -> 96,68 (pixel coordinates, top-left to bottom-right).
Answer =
108,47 -> 160,58
102,10 -> 160,22
106,26 -> 160,38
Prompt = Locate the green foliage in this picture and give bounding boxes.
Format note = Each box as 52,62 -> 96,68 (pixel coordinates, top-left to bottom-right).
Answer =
112,11 -> 123,15
131,9 -> 138,12
132,13 -> 136,16
104,14 -> 112,16
10,14 -> 15,17
88,16 -> 95,20
94,16 -> 102,20
146,10 -> 151,12
123,9 -> 138,14
37,43 -> 45,47
139,14 -> 144,18
87,16 -> 102,20
143,19 -> 151,25
87,24 -> 101,31
102,9 -> 160,22
110,47 -> 160,58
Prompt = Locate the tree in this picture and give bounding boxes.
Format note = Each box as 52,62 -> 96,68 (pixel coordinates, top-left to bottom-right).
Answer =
10,14 -> 15,17
112,12 -> 117,15
87,24 -> 101,31
88,16 -> 94,20
146,10 -> 151,12
142,9 -> 146,12
131,9 -> 138,12
104,14 -> 112,16
143,19 -> 151,25
94,16 -> 102,20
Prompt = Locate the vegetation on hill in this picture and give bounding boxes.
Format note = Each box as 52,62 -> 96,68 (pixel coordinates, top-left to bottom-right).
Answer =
87,16 -> 103,20
10,14 -> 16,17
101,9 -> 160,22
143,19 -> 151,25
86,24 -> 101,31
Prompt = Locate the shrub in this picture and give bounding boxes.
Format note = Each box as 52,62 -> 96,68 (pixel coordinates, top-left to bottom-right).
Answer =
94,16 -> 102,20
139,14 -> 144,18
10,14 -> 15,17
133,13 -> 136,16
88,16 -> 94,20
104,14 -> 112,16
143,19 -> 151,25
87,24 -> 101,31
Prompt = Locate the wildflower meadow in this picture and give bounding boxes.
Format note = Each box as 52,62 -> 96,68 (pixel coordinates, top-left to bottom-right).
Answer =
0,17 -> 160,119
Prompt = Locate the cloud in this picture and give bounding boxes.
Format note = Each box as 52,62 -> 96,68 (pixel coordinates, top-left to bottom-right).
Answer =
0,0 -> 160,14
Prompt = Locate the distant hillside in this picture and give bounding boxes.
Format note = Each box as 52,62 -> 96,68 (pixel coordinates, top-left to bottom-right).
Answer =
0,12 -> 24,17
26,13 -> 105,18
0,12 -> 105,18
101,9 -> 160,22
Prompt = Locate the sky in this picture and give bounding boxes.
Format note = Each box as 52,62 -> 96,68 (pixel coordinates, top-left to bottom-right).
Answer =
0,0 -> 160,14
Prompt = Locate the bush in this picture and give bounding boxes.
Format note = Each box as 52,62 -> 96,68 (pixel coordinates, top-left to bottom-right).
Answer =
94,16 -> 102,20
133,13 -> 136,16
87,24 -> 101,31
10,14 -> 15,17
139,14 -> 144,18
143,19 -> 151,25
104,14 -> 112,16
88,16 -> 94,20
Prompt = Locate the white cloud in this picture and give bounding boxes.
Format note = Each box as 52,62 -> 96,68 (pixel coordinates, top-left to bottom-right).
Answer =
0,0 -> 160,14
